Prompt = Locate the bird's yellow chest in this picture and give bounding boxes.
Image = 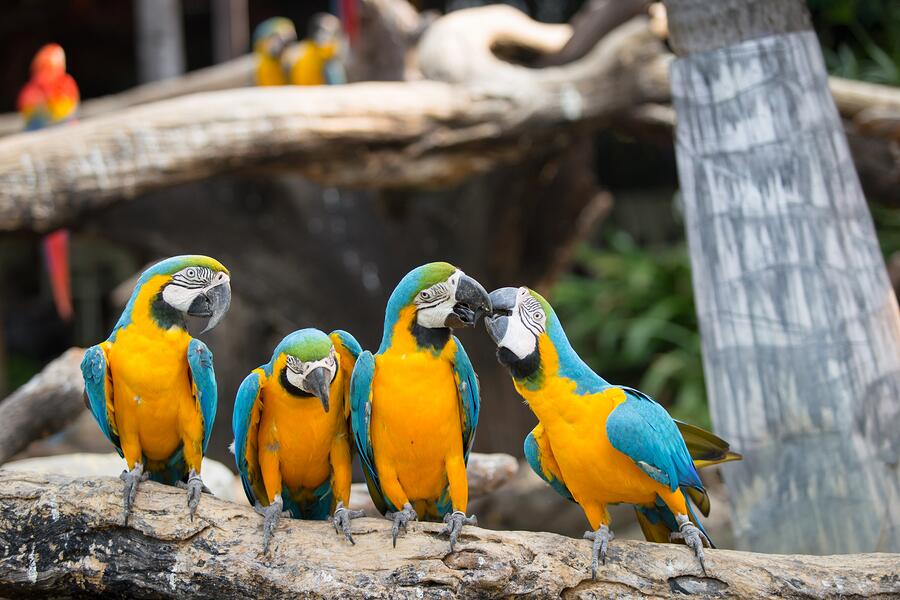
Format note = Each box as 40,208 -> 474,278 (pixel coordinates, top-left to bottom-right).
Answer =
107,323 -> 195,461
521,380 -> 660,507
258,378 -> 344,491
288,41 -> 330,85
371,349 -> 462,500
256,55 -> 286,86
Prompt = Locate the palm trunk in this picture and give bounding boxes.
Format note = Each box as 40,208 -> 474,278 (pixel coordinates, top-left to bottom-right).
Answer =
664,0 -> 900,554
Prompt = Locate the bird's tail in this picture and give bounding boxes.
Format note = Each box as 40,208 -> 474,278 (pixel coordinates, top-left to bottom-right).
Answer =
43,229 -> 73,321
676,420 -> 743,469
635,491 -> 715,548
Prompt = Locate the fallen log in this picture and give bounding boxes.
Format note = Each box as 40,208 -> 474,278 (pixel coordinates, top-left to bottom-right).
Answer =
0,348 -> 86,465
0,470 -> 897,599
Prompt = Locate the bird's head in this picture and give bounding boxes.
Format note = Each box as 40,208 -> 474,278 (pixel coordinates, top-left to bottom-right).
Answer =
132,255 -> 231,334
31,43 -> 66,76
381,262 -> 492,351
273,329 -> 338,412
309,13 -> 343,47
484,286 -> 555,382
253,17 -> 297,58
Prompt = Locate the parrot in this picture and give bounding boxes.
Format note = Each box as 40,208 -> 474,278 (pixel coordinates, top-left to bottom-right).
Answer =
232,328 -> 366,553
484,286 -> 741,577
350,262 -> 492,551
252,14 -> 347,87
81,255 -> 232,524
17,43 -> 80,322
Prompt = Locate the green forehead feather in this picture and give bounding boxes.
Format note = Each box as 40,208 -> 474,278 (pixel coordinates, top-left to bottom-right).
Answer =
274,329 -> 332,362
527,288 -> 554,315
415,262 -> 458,290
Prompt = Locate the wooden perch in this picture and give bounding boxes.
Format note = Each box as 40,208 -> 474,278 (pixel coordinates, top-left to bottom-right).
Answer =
1,471 -> 897,599
0,348 -> 86,465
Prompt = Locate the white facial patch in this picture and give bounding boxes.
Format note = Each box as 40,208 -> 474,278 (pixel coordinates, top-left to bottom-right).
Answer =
285,348 -> 338,393
499,287 -> 546,359
161,268 -> 230,313
415,270 -> 461,329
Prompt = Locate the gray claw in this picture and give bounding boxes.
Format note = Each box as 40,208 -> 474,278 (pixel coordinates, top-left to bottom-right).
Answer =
385,503 -> 417,548
176,470 -> 207,521
254,496 -> 291,554
440,510 -> 477,553
332,501 -> 366,545
669,515 -> 710,575
119,464 -> 148,525
583,524 -> 614,579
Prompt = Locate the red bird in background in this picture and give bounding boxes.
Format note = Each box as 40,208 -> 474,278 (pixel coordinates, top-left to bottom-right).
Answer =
17,43 -> 80,322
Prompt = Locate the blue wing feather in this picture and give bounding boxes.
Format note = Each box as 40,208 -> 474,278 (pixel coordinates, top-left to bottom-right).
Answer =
606,387 -> 703,493
330,329 -> 362,359
233,370 -> 264,506
524,432 -> 574,502
81,345 -> 120,452
187,339 -> 217,453
451,336 -> 479,462
350,351 -> 391,513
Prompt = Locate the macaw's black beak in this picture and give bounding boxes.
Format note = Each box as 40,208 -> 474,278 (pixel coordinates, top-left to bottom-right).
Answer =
446,275 -> 492,328
188,281 -> 232,334
306,366 -> 331,412
484,287 -> 516,344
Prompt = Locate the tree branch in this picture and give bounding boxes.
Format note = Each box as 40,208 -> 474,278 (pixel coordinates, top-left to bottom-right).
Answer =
0,348 -> 86,465
0,471 -> 896,598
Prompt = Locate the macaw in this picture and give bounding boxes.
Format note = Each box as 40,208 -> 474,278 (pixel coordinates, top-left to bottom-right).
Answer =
252,14 -> 347,87
81,256 -> 232,524
351,262 -> 492,551
484,287 -> 741,577
232,328 -> 365,552
17,43 -> 80,322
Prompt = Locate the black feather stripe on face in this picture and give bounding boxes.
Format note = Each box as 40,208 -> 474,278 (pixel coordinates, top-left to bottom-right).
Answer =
171,267 -> 213,289
519,295 -> 544,337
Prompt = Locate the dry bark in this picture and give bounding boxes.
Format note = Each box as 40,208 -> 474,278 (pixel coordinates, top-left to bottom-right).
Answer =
0,348 -> 86,466
0,470 -> 897,599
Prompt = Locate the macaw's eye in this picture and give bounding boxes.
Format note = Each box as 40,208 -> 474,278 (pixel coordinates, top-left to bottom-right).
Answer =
534,312 -> 544,321
421,291 -> 431,300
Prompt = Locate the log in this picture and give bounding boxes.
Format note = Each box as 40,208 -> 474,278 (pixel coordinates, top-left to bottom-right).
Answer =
0,348 -> 86,466
0,471 -> 897,599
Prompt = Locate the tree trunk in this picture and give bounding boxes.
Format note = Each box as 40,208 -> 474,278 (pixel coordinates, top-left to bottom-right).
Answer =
665,0 -> 900,554
211,0 -> 249,64
2,471 -> 898,599
134,0 -> 186,83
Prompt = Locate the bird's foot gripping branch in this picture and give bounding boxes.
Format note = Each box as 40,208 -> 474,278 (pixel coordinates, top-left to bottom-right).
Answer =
2,470 -> 898,599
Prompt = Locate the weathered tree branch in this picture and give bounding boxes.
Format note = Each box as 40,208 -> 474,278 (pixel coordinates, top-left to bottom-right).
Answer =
0,348 -> 86,465
0,471 -> 897,599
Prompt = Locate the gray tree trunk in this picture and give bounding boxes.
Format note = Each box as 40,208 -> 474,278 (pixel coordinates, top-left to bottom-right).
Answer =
134,0 -> 186,83
211,0 -> 249,64
665,0 -> 900,554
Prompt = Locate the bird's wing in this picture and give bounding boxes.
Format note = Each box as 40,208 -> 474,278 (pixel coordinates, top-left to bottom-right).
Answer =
232,369 -> 267,507
80,343 -> 120,453
450,336 -> 480,463
350,351 -> 389,513
524,423 -> 574,502
187,339 -> 218,453
606,387 -> 704,495
330,329 -> 362,420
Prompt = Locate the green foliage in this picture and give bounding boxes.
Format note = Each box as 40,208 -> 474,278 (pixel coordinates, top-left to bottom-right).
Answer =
551,232 -> 710,429
809,0 -> 900,84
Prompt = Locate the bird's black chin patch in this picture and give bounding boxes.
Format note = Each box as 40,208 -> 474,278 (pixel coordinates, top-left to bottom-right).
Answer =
497,347 -> 540,379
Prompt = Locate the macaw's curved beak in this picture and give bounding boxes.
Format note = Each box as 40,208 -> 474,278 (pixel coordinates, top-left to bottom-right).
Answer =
188,280 -> 232,334
305,366 -> 331,412
484,287 -> 517,345
446,274 -> 492,328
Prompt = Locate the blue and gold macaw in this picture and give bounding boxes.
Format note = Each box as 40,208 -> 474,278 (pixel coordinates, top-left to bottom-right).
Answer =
81,256 -> 231,523
350,262 -> 491,551
252,14 -> 347,87
485,287 -> 740,577
232,328 -> 364,552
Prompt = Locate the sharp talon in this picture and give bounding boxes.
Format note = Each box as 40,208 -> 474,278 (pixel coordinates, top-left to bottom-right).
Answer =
386,503 -> 416,548
332,502 -> 364,545
672,515 -> 709,575
120,464 -> 145,526
440,510 -> 476,553
584,524 -> 613,578
257,496 -> 286,554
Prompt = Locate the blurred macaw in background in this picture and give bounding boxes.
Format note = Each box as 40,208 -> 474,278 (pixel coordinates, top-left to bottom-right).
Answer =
485,287 -> 741,577
351,262 -> 492,551
17,43 -> 80,322
81,256 -> 232,524
252,13 -> 349,87
232,328 -> 365,553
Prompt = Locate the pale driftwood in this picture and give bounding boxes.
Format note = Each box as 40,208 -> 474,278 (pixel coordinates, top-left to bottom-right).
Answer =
0,348 -> 86,466
0,11 -> 668,234
1,471 -> 897,599
666,0 -> 900,554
